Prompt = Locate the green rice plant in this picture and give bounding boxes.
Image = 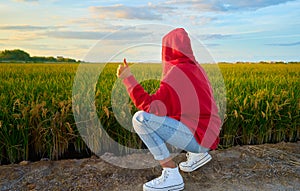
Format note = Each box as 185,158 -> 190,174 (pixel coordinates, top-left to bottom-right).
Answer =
0,62 -> 299,164
219,63 -> 300,148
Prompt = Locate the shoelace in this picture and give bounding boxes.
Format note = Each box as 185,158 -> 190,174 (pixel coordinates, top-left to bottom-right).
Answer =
186,152 -> 192,162
186,152 -> 205,165
152,169 -> 169,185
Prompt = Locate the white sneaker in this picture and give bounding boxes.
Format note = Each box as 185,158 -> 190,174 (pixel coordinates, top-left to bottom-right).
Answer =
179,152 -> 212,172
143,167 -> 184,191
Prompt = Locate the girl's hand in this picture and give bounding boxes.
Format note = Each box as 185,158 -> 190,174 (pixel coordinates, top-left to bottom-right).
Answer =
117,58 -> 132,79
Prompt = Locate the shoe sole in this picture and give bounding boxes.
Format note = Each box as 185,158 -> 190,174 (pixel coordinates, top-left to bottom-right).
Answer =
179,153 -> 212,172
143,183 -> 184,191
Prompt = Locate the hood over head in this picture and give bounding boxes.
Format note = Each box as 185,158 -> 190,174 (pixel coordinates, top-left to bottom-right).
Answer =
162,28 -> 197,76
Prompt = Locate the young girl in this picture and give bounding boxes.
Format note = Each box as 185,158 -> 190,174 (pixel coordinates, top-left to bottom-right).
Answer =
117,28 -> 221,191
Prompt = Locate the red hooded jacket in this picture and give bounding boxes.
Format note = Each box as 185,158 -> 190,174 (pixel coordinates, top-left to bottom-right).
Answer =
123,28 -> 221,150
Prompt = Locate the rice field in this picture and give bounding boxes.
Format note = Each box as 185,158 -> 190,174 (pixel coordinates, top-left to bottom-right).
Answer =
0,63 -> 299,164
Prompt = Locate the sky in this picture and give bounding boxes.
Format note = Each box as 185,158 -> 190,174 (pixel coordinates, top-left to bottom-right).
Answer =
0,0 -> 299,62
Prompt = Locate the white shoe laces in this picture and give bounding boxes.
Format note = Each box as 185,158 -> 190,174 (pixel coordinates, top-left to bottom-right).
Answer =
186,152 -> 191,161
152,169 -> 169,185
185,152 -> 204,164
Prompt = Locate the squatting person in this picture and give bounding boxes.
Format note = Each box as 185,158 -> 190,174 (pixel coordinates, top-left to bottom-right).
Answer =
116,28 -> 221,191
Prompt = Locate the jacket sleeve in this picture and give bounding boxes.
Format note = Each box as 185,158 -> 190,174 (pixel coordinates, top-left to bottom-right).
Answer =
122,75 -> 173,116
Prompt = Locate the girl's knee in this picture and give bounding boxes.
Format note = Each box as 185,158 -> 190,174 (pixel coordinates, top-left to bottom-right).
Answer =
132,111 -> 148,132
132,111 -> 147,124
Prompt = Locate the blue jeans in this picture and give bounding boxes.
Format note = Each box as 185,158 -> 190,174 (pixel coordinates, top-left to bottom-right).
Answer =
132,111 -> 209,161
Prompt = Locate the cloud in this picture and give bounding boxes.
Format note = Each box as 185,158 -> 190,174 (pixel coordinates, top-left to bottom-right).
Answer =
0,31 -> 44,41
11,32 -> 44,41
204,43 -> 221,47
188,15 -> 217,25
219,0 -> 296,11
164,0 -> 296,12
164,0 -> 219,11
0,25 -> 64,31
45,30 -> 151,40
12,0 -> 38,2
198,34 -> 232,40
46,31 -> 106,40
67,18 -> 123,31
0,39 -> 10,44
89,4 -> 174,20
265,41 -> 300,46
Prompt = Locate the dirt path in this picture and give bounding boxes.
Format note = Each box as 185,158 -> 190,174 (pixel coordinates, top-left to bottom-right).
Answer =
0,142 -> 299,191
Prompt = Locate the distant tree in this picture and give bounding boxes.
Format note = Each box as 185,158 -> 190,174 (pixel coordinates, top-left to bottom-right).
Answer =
259,61 -> 269,64
31,56 -> 45,62
288,61 -> 300,64
0,49 -> 30,61
47,57 -> 57,62
0,49 -> 80,63
56,56 -> 76,63
274,61 -> 285,64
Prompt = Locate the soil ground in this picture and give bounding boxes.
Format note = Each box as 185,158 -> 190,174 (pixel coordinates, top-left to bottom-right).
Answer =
0,142 -> 299,191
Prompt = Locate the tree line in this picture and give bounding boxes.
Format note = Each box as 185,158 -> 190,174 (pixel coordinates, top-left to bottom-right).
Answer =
0,49 -> 79,63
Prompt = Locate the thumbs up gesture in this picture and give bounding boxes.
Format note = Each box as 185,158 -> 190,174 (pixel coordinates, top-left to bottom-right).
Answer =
117,58 -> 132,79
